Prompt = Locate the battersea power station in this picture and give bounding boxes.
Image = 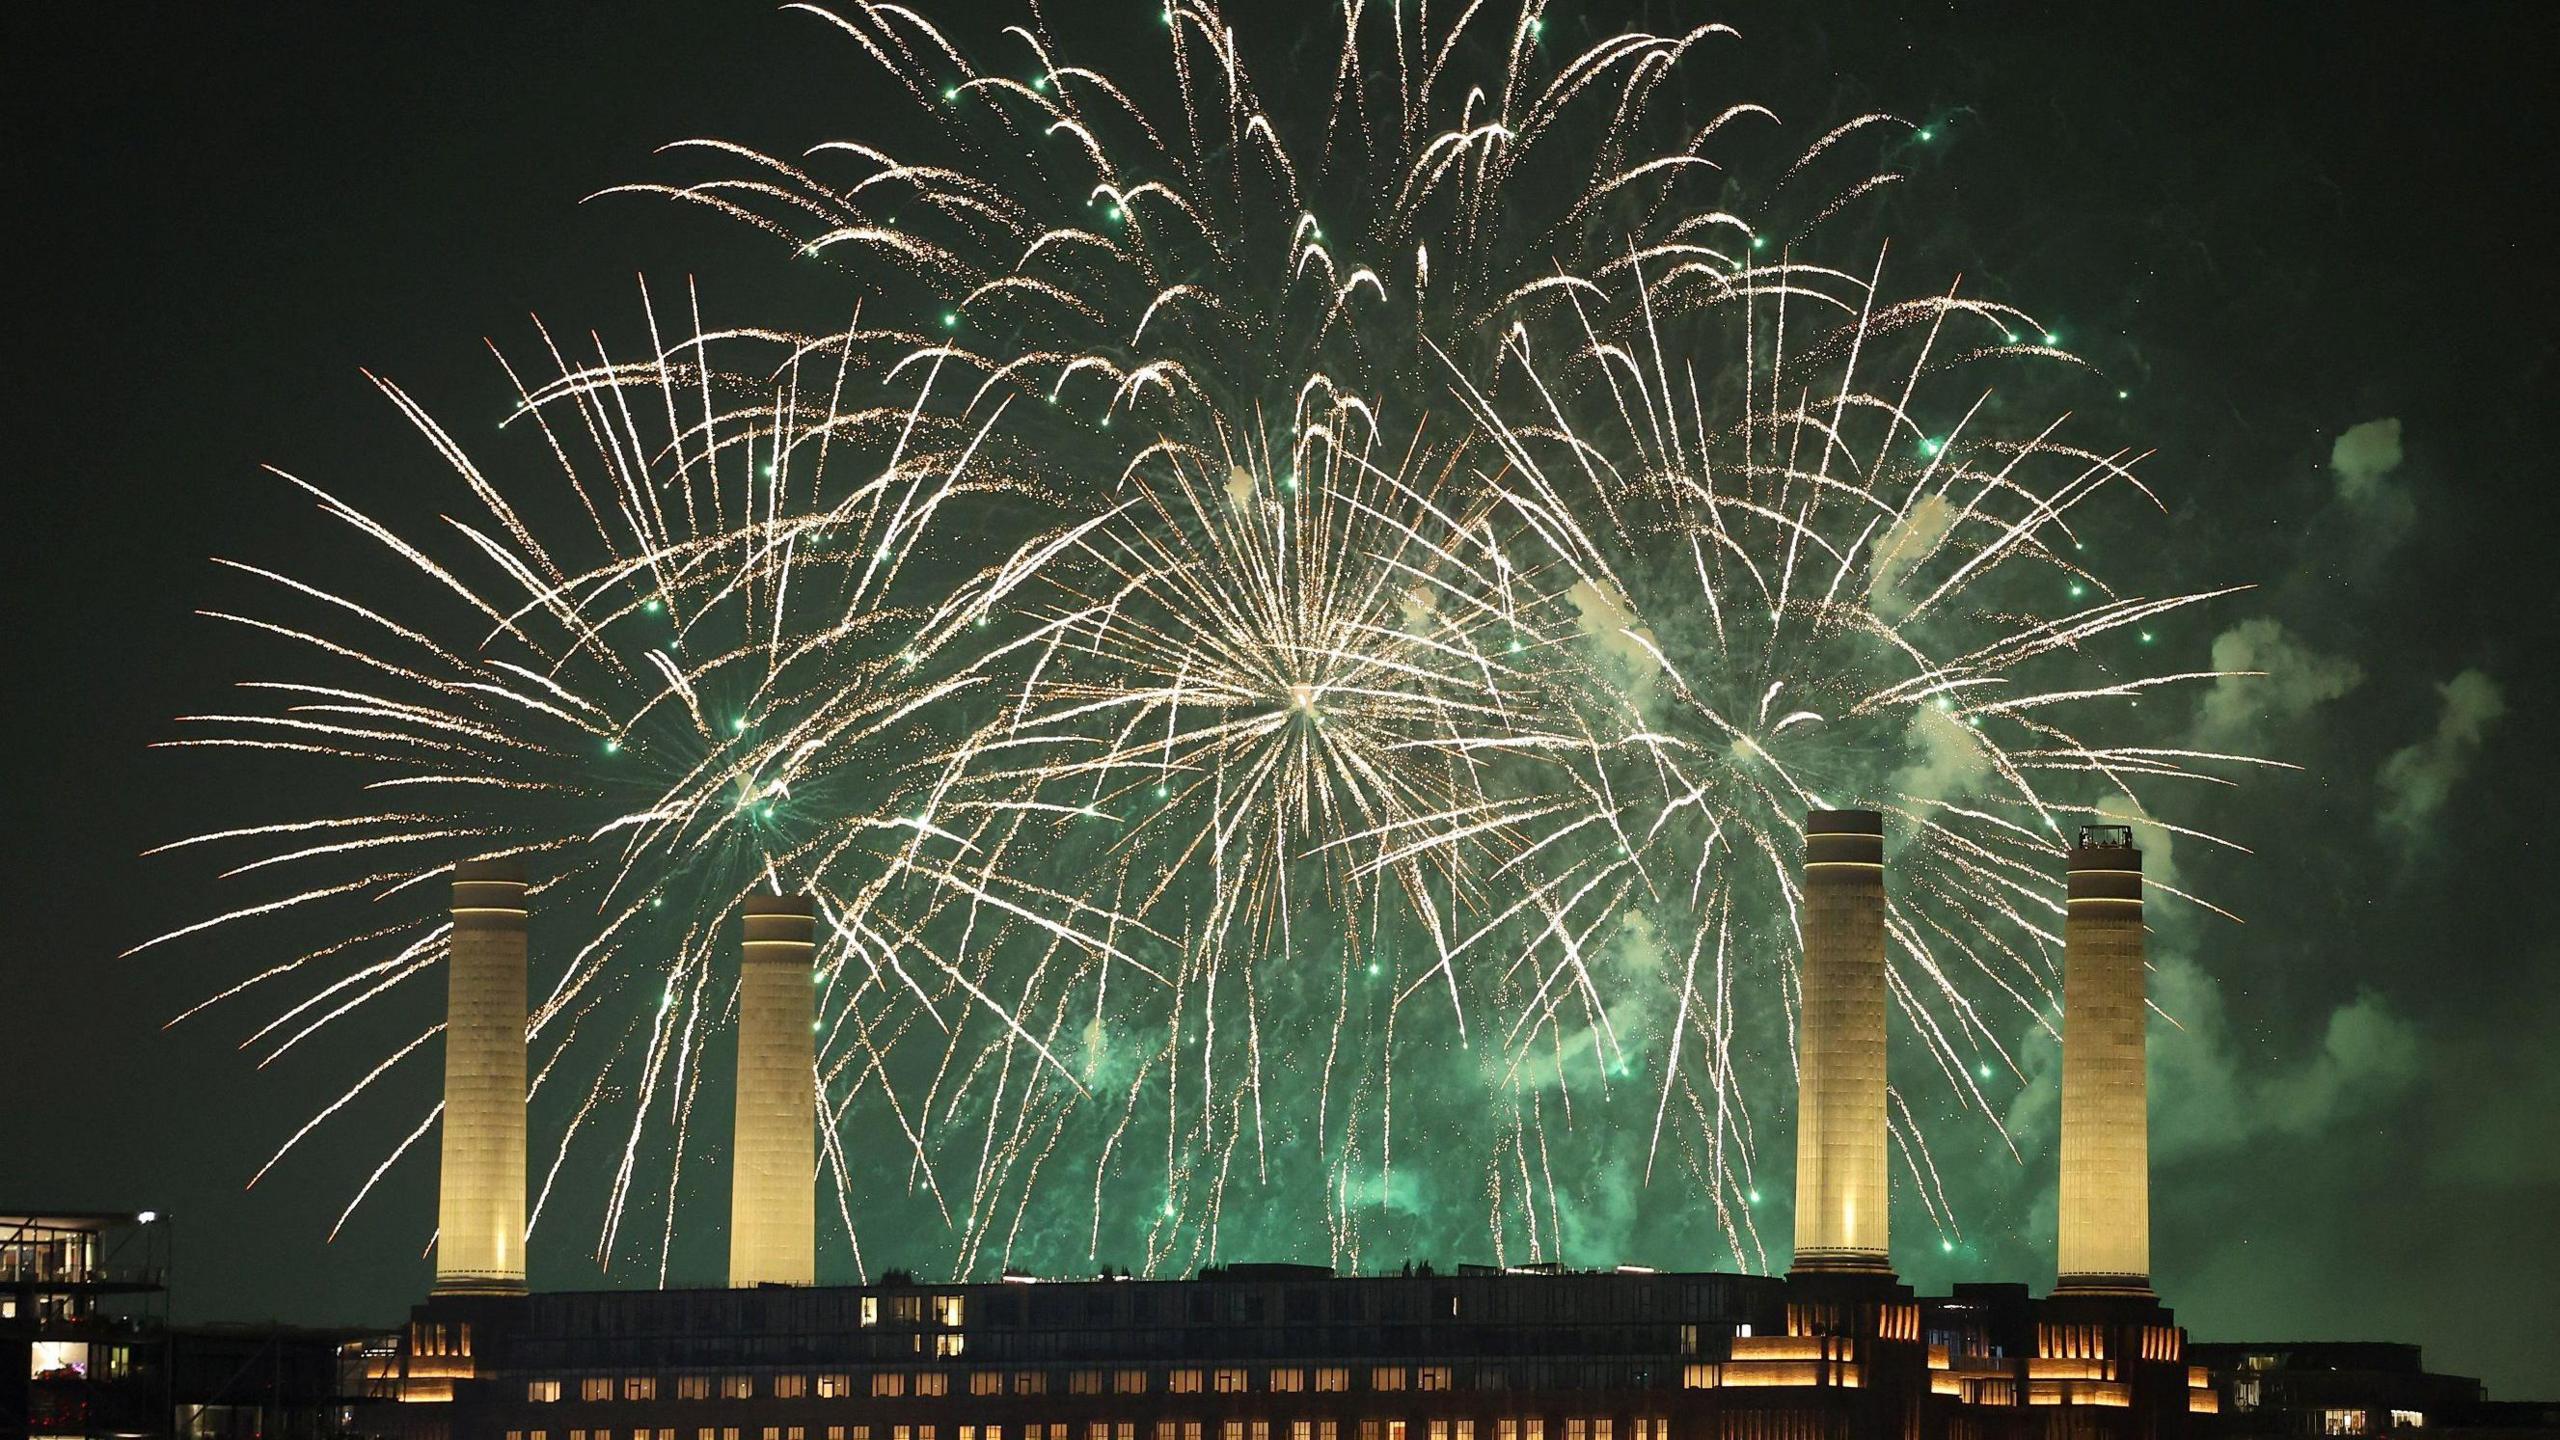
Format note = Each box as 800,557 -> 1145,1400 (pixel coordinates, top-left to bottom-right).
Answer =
380,815 -> 2219,1440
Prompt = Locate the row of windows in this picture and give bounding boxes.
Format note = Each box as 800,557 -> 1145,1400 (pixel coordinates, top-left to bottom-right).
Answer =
518,1418 -> 1671,1440
520,1280 -> 1766,1343
534,1369 -> 1490,1404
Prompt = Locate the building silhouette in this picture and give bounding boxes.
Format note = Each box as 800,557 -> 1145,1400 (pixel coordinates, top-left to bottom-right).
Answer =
374,818 -> 2222,1438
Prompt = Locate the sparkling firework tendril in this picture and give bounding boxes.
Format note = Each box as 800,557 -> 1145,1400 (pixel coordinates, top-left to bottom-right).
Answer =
143,291 -> 1138,1278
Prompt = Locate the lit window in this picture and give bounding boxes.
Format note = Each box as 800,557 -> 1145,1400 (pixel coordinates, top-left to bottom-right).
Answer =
626,1378 -> 659,1402
1291,1424 -> 1312,1440
723,1376 -> 754,1401
828,1429 -> 845,1440
1183,1426 -> 1201,1440
2389,1413 -> 2424,1429
1213,1370 -> 1249,1395
2322,1413 -> 2370,1437
763,1429 -> 780,1440
1070,1373 -> 1103,1396
1360,1424 -> 1382,1440
933,1296 -> 967,1327
1373,1367 -> 1407,1392
1116,1370 -> 1148,1395
1682,1365 -> 1715,1390
1457,1425 -> 1473,1440
1568,1423 -> 1586,1440
873,1375 -> 907,1399
1269,1370 -> 1305,1394
1014,1373 -> 1046,1396
971,1373 -> 1002,1397
789,1431 -> 804,1440
1418,1368 -> 1451,1393
1592,1422 -> 1609,1440
1315,1368 -> 1349,1393
774,1377 -> 807,1400
1250,1425 -> 1267,1440
916,1373 -> 949,1398
528,1381 -> 563,1403
581,1379 -> 614,1403
935,1336 -> 967,1359
893,1296 -> 923,1324
819,1375 -> 851,1400
1172,1370 -> 1204,1394
862,1298 -> 880,1327
1224,1425 -> 1243,1440
678,1377 -> 712,1401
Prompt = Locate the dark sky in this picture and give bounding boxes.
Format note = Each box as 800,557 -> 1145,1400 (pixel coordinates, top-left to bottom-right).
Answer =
7,0 -> 2557,1400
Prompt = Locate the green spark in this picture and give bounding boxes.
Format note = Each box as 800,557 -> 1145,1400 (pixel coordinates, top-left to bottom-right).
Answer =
760,463 -> 774,478
643,598 -> 663,615
732,716 -> 749,734
941,311 -> 958,330
2139,631 -> 2155,644
1750,235 -> 1768,251
1917,127 -> 1935,142
2117,389 -> 2130,401
1940,1238 -> 1955,1254
2069,583 -> 2086,599
2043,331 -> 2061,346
649,896 -> 664,910
604,737 -> 621,754
1920,436 -> 1944,456
942,85 -> 958,102
1032,75 -> 1049,92
1366,963 -> 1381,978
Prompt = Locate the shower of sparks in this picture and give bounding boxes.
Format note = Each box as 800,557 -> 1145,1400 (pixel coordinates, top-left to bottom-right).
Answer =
147,0 -> 2272,1281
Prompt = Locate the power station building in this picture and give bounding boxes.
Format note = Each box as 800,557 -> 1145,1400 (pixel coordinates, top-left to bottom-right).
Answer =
374,818 -> 2225,1439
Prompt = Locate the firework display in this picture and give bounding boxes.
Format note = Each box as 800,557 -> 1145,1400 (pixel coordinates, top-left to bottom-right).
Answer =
146,2 -> 2261,1283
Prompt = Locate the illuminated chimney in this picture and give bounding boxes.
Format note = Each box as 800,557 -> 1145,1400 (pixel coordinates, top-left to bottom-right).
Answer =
2056,826 -> 2152,1295
729,894 -> 818,1287
1791,810 -> 1892,1275
436,858 -> 528,1295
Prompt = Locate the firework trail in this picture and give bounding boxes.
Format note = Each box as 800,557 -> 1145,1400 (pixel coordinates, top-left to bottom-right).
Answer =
151,1 -> 2266,1283
143,293 -> 1135,1277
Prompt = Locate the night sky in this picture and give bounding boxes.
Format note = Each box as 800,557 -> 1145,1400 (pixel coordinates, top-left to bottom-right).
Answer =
7,1 -> 2556,1399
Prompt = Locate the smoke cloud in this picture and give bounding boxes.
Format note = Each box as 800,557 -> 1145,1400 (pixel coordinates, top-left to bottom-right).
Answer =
1866,493 -> 1958,622
2376,669 -> 2506,849
2192,618 -> 2364,752
2330,417 -> 2415,539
